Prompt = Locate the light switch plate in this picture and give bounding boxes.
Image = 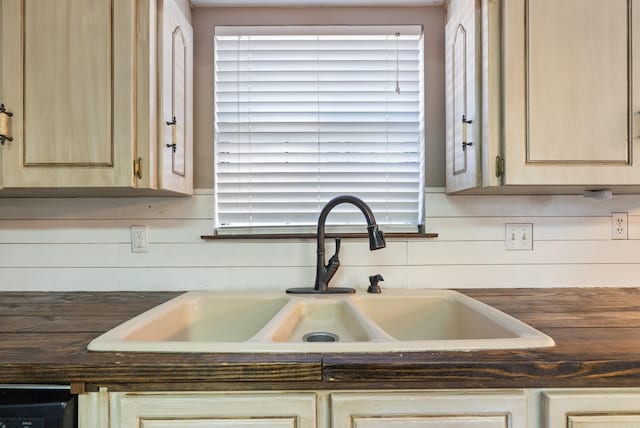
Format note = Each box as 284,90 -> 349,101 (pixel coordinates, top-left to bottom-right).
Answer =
505,223 -> 533,251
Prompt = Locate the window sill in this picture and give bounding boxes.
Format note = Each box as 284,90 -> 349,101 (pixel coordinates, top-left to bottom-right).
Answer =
201,232 -> 438,240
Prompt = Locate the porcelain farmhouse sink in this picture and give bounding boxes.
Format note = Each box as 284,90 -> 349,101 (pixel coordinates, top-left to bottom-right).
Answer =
88,290 -> 554,353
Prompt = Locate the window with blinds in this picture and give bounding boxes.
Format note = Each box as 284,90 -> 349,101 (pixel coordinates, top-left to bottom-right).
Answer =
214,25 -> 425,234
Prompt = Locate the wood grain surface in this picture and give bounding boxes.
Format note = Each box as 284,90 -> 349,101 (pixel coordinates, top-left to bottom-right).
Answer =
1,289 -> 640,391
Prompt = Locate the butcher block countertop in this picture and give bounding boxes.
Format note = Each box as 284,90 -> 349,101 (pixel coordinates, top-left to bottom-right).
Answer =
1,288 -> 640,392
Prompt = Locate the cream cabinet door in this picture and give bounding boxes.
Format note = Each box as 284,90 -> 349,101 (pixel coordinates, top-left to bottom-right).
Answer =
0,0 -> 135,188
342,415 -> 510,428
141,420 -> 296,428
502,0 -> 640,186
445,0 -> 479,192
114,392 -> 316,428
330,391 -> 527,428
566,415 -> 640,428
543,389 -> 640,428
444,0 -> 502,193
158,0 -> 193,194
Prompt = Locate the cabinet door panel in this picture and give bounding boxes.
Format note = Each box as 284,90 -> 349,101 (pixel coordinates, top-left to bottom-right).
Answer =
116,392 -> 315,428
159,0 -> 193,194
568,414 -> 640,428
0,0 -> 134,188
353,415 -> 507,428
142,418 -> 296,428
503,0 -> 640,186
21,0 -> 111,166
543,390 -> 640,428
170,27 -> 186,177
331,391 -> 527,428
445,0 -> 479,192
527,0 -> 629,163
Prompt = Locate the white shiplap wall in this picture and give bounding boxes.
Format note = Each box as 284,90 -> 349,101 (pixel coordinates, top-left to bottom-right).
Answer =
1,188 -> 640,291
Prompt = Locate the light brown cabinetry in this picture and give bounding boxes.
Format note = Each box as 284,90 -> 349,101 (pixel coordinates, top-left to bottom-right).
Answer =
0,0 -> 192,195
0,0 -> 134,189
445,0 -> 640,193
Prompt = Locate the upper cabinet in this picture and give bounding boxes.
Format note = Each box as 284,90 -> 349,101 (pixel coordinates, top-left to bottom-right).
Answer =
0,0 -> 193,195
159,0 -> 193,195
446,0 -> 640,193
0,0 -> 134,189
445,0 -> 482,192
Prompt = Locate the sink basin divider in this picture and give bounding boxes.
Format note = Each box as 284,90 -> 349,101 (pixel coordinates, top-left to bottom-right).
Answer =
248,299 -> 301,343
343,298 -> 396,342
250,296 -> 396,344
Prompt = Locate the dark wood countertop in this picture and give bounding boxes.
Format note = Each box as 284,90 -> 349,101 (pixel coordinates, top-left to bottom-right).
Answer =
2,288 -> 640,391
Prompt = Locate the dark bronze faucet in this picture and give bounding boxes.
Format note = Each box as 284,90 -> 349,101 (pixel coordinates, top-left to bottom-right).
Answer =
287,195 -> 386,294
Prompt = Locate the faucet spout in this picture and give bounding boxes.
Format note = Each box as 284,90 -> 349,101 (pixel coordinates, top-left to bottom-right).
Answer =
367,224 -> 386,251
287,195 -> 386,294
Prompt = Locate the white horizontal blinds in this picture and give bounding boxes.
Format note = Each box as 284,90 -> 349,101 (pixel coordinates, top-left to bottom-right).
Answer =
214,25 -> 424,231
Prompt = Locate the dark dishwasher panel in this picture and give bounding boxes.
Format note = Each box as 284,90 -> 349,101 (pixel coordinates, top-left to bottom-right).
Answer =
0,388 -> 76,428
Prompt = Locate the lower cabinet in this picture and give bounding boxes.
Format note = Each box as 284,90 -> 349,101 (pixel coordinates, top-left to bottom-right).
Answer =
112,392 -> 316,428
543,389 -> 640,428
79,388 -> 640,428
331,391 -> 527,428
81,390 -> 526,428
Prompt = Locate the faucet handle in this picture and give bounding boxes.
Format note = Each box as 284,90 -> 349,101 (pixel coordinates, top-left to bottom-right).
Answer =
326,238 -> 342,270
325,237 -> 342,282
326,237 -> 341,269
367,274 -> 384,293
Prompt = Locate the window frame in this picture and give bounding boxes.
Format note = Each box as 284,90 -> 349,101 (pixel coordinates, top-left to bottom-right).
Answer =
211,24 -> 428,237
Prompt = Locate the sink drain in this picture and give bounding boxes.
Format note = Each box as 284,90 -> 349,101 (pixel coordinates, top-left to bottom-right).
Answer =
303,332 -> 339,342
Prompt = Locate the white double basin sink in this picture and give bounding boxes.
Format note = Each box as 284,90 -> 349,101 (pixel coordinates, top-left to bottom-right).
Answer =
88,289 -> 554,353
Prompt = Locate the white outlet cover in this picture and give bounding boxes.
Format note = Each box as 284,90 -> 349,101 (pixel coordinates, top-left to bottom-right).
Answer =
611,212 -> 628,240
131,225 -> 149,253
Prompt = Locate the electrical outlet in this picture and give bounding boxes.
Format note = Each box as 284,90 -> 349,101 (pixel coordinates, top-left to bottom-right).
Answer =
611,212 -> 628,240
131,225 -> 149,253
505,223 -> 533,251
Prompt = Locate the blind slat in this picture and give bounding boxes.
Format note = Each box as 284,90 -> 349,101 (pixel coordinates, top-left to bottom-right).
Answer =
216,60 -> 420,72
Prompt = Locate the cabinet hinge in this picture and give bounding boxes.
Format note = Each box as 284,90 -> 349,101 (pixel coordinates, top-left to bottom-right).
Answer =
133,157 -> 143,179
495,155 -> 505,177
